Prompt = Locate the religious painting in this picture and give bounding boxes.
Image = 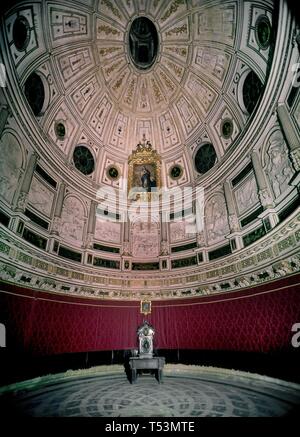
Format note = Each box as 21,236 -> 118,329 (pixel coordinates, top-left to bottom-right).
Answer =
132,163 -> 157,192
140,300 -> 151,315
128,136 -> 161,202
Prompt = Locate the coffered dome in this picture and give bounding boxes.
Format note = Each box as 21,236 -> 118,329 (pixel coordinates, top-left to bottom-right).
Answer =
0,0 -> 299,301
6,0 -> 274,183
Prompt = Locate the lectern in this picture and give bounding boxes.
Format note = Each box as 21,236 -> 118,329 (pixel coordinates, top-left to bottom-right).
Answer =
129,321 -> 165,383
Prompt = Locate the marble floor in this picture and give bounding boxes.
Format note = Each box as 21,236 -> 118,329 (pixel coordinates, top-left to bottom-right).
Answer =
1,365 -> 299,417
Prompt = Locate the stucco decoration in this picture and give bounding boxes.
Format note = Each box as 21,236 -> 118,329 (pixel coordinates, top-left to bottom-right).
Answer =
132,221 -> 159,258
170,221 -> 186,242
205,194 -> 230,244
27,176 -> 54,216
234,174 -> 259,215
0,133 -> 23,204
265,130 -> 294,199
60,196 -> 85,246
94,218 -> 121,243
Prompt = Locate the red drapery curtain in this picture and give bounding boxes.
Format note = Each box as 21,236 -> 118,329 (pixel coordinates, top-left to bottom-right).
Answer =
1,274 -> 300,356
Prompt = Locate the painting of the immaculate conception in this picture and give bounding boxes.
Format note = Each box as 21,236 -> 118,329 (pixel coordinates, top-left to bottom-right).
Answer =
127,136 -> 161,201
133,164 -> 157,192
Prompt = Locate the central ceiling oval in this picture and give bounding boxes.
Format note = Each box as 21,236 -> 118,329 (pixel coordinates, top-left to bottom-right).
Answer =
129,17 -> 159,70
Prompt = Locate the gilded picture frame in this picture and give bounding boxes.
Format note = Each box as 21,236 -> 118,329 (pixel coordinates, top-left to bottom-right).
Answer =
140,300 -> 152,315
128,141 -> 161,202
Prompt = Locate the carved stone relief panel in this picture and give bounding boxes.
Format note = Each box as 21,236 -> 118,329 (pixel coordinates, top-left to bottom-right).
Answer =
185,72 -> 217,116
49,4 -> 90,47
95,218 -> 121,243
102,57 -> 127,82
137,79 -> 151,112
163,18 -> 189,42
57,47 -> 94,87
161,57 -> 185,83
135,119 -> 154,146
89,95 -> 113,141
156,67 -> 177,99
70,75 -> 99,116
175,95 -> 200,136
96,1 -> 125,25
108,112 -> 129,151
158,110 -> 180,151
0,133 -> 23,204
110,68 -> 130,99
27,176 -> 54,217
170,221 -> 186,242
132,221 -> 159,258
192,47 -> 230,85
118,0 -> 136,18
234,173 -> 259,215
60,196 -> 85,247
205,194 -> 230,244
149,76 -> 166,106
96,19 -> 123,41
163,45 -> 189,64
159,0 -> 188,27
194,4 -> 236,45
265,130 -> 294,200
122,74 -> 138,109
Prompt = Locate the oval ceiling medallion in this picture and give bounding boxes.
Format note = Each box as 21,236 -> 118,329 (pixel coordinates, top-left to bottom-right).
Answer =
55,121 -> 66,139
221,119 -> 233,139
73,145 -> 95,175
195,143 -> 217,174
169,165 -> 183,180
13,16 -> 30,51
24,72 -> 46,116
107,165 -> 120,180
129,17 -> 159,70
255,15 -> 272,49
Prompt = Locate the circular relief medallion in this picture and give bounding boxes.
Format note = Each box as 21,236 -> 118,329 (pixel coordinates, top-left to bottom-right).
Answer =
55,122 -> 66,139
221,119 -> 233,139
13,16 -> 30,51
107,165 -> 120,180
194,143 -> 217,174
73,145 -> 95,175
255,16 -> 272,49
169,165 -> 183,180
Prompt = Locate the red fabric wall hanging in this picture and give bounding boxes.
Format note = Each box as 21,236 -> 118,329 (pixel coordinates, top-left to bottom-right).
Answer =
0,274 -> 300,356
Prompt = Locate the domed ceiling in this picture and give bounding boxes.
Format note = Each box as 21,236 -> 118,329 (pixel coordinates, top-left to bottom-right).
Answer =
8,0 -> 272,187
0,0 -> 300,301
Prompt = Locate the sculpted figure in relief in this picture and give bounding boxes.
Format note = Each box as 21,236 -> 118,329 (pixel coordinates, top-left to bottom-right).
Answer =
266,130 -> 294,198
61,197 -> 84,246
170,221 -> 186,242
205,195 -> 230,244
0,134 -> 22,204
